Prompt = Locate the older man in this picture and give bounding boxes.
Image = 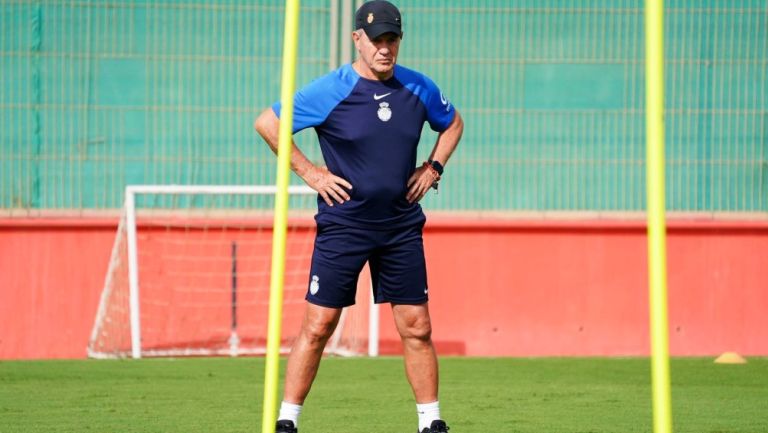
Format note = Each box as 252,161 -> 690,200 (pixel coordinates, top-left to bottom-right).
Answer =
254,2 -> 463,432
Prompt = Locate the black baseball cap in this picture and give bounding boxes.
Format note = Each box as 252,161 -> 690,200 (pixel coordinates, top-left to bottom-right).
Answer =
355,1 -> 402,39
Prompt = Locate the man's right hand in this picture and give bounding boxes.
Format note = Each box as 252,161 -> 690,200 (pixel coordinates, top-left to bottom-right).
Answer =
304,165 -> 352,207
253,108 -> 352,206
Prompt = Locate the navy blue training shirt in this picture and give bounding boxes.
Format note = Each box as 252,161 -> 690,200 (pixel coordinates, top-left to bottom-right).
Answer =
272,63 -> 455,230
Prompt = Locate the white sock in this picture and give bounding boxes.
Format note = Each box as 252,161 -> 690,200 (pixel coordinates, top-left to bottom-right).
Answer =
416,401 -> 441,431
278,401 -> 303,427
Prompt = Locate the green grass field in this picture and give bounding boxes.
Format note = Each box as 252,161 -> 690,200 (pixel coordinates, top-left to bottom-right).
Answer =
1,357 -> 766,433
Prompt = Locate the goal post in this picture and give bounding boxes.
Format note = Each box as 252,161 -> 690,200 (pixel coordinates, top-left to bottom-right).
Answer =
87,184 -> 379,359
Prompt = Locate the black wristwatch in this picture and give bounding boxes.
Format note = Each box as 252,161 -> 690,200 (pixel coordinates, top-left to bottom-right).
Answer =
428,159 -> 444,176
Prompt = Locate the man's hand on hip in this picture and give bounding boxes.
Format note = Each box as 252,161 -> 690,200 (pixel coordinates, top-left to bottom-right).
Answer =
304,165 -> 352,207
406,163 -> 440,204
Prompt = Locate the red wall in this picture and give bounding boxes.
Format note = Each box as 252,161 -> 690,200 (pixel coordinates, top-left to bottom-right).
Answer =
417,216 -> 768,357
0,219 -> 115,359
1,214 -> 767,359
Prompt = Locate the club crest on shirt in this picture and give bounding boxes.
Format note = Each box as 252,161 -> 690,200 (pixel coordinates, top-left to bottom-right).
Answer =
377,102 -> 392,122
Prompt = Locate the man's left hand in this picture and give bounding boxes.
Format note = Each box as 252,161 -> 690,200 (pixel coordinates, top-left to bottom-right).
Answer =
406,163 -> 440,203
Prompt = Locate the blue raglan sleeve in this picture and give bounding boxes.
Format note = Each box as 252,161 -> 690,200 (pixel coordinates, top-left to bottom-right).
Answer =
272,67 -> 358,134
395,66 -> 455,133
272,78 -> 328,134
421,75 -> 455,132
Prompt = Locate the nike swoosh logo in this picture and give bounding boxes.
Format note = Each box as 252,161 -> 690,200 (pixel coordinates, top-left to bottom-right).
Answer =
373,92 -> 392,100
440,92 -> 448,105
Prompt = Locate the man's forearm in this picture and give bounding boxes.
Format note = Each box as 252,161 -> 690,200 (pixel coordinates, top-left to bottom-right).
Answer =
254,108 -> 317,181
254,107 -> 352,205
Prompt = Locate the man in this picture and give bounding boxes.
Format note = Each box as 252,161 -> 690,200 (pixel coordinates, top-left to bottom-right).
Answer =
254,1 -> 463,432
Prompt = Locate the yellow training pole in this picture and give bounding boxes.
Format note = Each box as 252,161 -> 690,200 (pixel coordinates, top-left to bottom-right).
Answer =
645,1 -> 673,433
262,1 -> 300,433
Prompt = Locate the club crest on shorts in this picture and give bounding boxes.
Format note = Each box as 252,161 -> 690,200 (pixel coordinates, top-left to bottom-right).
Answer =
309,275 -> 320,295
377,102 -> 392,122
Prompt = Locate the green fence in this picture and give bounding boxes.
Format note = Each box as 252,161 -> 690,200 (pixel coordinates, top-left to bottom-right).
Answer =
2,0 -> 766,212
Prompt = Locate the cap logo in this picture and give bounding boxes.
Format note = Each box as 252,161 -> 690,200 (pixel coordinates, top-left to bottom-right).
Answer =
367,13 -> 374,24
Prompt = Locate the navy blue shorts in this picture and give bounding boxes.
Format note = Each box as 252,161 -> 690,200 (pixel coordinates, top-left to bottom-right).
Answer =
306,222 -> 429,308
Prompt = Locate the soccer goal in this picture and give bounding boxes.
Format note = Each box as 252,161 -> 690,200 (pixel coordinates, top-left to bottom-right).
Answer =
88,185 -> 378,359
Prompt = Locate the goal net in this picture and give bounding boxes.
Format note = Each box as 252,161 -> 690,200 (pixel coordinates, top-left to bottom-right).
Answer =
88,185 -> 376,359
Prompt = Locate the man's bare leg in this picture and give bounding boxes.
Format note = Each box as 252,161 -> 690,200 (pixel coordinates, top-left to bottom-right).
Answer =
283,303 -> 343,404
392,303 -> 438,403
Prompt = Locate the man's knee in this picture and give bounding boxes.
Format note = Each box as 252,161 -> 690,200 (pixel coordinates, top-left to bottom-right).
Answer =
301,316 -> 337,345
399,314 -> 433,342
